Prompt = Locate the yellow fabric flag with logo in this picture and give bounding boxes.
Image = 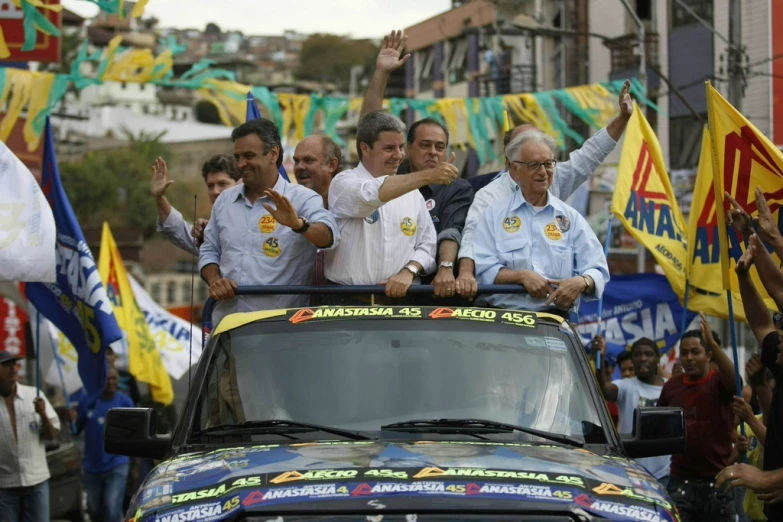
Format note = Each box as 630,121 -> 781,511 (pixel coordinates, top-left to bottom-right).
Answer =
706,83 -> 783,310
685,128 -> 752,320
610,103 -> 687,297
98,223 -> 173,405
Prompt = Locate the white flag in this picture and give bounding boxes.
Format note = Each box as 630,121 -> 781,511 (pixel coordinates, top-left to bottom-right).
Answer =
129,275 -> 202,380
0,141 -> 56,282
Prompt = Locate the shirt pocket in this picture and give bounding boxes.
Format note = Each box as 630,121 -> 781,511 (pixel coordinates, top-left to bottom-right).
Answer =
497,235 -> 532,271
544,244 -> 574,280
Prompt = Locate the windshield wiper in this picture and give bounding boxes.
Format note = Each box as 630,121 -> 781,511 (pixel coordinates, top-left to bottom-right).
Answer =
193,419 -> 372,441
380,418 -> 583,447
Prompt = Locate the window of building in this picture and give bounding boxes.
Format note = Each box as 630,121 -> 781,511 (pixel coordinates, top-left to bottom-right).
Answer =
417,47 -> 434,92
181,282 -> 192,304
671,0 -> 712,29
167,281 -> 177,305
636,0 -> 652,20
447,39 -> 468,84
150,283 -> 162,303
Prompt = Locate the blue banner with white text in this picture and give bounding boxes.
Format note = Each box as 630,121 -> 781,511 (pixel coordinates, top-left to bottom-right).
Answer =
576,273 -> 697,362
25,119 -> 122,402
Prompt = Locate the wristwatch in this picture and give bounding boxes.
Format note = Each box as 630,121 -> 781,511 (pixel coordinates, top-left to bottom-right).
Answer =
403,264 -> 420,277
582,275 -> 592,293
292,216 -> 311,234
439,261 -> 454,270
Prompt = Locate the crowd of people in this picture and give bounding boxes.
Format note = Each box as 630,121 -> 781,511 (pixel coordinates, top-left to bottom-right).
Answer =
592,187 -> 783,521
150,31 -> 632,324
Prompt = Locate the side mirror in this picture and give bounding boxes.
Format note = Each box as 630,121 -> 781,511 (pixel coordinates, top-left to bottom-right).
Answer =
621,407 -> 686,459
104,408 -> 170,460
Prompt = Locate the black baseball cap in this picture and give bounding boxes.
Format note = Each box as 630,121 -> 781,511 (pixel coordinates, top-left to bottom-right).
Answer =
0,351 -> 22,365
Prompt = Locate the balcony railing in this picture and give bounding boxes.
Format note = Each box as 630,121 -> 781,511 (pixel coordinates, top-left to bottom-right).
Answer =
476,64 -> 537,97
603,32 -> 660,71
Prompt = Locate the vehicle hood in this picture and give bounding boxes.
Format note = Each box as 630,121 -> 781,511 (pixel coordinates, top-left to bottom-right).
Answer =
130,441 -> 677,521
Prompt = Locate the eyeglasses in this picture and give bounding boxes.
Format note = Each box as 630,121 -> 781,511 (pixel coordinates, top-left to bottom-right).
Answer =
510,160 -> 557,172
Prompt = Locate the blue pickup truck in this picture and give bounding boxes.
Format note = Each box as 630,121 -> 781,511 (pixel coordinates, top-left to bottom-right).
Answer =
105,287 -> 685,521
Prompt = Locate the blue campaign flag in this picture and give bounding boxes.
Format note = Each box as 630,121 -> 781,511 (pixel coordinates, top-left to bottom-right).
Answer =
246,91 -> 290,182
25,119 -> 122,402
576,273 -> 697,364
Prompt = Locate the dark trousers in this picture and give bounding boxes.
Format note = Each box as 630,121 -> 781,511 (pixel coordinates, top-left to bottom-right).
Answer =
666,476 -> 736,522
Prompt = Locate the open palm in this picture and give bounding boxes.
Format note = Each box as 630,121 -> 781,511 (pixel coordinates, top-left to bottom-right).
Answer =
377,30 -> 410,73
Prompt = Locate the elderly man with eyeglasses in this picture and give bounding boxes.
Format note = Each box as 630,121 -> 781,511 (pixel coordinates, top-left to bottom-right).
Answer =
472,131 -> 609,317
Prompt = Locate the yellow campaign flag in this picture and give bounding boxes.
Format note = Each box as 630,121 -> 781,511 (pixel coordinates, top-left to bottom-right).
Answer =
611,103 -> 687,297
706,83 -> 783,309
98,223 -> 173,405
685,128 -> 771,321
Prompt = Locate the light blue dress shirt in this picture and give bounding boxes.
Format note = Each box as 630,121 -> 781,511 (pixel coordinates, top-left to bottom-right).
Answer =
199,175 -> 339,325
473,189 -> 609,312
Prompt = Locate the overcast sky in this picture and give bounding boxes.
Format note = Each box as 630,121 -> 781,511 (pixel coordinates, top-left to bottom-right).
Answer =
63,0 -> 451,38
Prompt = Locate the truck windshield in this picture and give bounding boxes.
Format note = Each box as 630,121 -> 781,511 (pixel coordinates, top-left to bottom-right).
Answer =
194,316 -> 605,444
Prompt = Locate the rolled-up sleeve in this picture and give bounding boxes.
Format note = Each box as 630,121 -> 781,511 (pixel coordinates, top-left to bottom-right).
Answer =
437,179 -> 474,246
298,190 -> 340,251
473,210 -> 504,285
572,214 -> 610,300
328,173 -> 387,219
551,128 -> 616,201
410,200 -> 437,274
157,207 -> 198,255
198,200 -> 222,272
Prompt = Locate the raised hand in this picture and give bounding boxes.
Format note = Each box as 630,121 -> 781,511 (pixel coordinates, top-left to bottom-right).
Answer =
618,79 -> 633,118
150,157 -> 173,197
735,234 -> 758,274
376,30 -> 410,74
755,187 -> 781,244
263,190 -> 301,230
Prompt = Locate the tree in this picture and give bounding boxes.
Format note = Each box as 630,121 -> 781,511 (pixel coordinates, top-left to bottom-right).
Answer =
60,132 -> 198,239
296,34 -> 379,90
205,22 -> 222,36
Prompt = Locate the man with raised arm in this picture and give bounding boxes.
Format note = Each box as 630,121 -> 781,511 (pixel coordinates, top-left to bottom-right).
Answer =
324,111 -> 457,303
360,30 -> 475,300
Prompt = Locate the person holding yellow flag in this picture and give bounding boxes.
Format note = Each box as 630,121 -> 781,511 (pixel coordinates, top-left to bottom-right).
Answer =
98,222 -> 173,407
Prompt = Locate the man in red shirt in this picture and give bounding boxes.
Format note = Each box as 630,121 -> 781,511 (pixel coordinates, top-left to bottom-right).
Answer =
657,312 -> 738,521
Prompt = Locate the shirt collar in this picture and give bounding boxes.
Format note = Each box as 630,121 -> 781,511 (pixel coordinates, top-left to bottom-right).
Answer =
510,187 -> 567,213
355,161 -> 378,180
232,174 -> 286,203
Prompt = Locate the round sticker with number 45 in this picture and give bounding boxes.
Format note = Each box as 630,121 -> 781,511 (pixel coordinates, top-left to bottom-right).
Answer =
400,217 -> 417,236
263,237 -> 281,257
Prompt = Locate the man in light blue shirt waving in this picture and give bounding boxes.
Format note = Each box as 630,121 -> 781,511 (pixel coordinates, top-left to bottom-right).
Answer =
474,131 -> 609,315
199,118 -> 339,325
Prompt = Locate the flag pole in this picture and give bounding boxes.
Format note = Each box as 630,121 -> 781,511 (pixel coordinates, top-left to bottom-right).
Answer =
726,290 -> 747,462
35,309 -> 41,397
50,335 -> 77,434
595,208 -> 614,370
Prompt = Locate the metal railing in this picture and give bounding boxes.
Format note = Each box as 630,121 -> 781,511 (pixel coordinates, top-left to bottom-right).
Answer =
202,284 -> 529,332
476,64 -> 537,97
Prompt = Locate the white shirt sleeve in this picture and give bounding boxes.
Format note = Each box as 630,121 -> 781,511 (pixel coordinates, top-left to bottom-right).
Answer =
328,173 -> 387,219
157,207 -> 199,255
550,128 -> 617,201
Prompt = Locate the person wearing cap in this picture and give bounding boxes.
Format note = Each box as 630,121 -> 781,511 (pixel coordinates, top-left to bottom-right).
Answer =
0,351 -> 61,522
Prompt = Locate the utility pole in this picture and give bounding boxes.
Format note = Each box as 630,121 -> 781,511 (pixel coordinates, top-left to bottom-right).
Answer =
727,0 -> 742,109
617,0 -> 646,273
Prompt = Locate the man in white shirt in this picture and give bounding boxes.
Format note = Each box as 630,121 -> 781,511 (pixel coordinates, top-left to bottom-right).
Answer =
325,111 -> 458,301
455,80 -> 635,297
594,336 -> 670,484
0,351 -> 61,522
151,154 -> 240,254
